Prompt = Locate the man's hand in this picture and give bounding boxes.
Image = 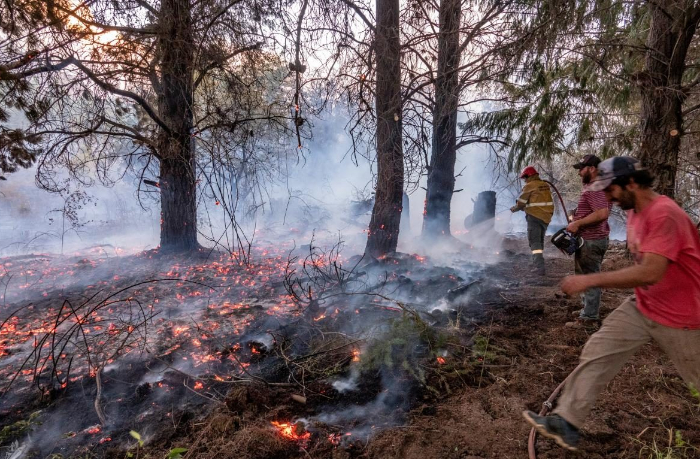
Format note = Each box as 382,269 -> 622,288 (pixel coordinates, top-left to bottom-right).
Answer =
561,275 -> 593,295
561,253 -> 669,294
510,205 -> 519,213
566,221 -> 580,233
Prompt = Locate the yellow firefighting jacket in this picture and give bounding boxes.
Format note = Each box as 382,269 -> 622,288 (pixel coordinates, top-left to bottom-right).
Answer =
515,174 -> 554,224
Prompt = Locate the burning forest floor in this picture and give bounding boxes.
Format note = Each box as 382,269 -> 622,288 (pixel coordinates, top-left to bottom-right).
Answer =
1,236 -> 699,459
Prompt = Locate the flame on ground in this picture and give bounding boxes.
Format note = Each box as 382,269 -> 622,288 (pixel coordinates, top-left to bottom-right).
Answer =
270,421 -> 310,441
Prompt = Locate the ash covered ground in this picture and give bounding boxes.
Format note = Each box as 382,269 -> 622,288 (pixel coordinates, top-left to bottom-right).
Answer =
1,235 -> 699,459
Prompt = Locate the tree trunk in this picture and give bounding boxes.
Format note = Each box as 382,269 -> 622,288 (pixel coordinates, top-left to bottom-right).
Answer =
637,2 -> 698,198
423,0 -> 461,237
365,0 -> 403,257
157,0 -> 198,252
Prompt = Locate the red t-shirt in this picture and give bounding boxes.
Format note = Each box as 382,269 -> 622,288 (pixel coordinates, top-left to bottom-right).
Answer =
627,196 -> 700,329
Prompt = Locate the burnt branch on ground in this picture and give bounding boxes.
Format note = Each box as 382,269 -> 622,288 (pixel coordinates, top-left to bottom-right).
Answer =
283,234 -> 368,313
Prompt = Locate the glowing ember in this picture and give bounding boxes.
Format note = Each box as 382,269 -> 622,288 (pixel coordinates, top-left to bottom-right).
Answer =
172,325 -> 189,336
85,426 -> 101,435
436,356 -> 446,365
328,433 -> 342,445
193,381 -> 204,390
352,349 -> 361,362
270,421 -> 310,441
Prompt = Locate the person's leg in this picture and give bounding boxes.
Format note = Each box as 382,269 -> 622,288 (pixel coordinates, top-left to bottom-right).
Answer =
527,214 -> 546,274
649,323 -> 700,394
553,297 -> 651,427
578,238 -> 608,319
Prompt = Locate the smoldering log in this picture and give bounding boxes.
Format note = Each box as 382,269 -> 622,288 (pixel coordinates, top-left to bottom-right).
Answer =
446,280 -> 481,301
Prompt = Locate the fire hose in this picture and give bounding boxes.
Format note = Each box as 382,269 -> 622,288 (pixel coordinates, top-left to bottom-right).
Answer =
543,180 -> 570,222
527,376 -> 570,459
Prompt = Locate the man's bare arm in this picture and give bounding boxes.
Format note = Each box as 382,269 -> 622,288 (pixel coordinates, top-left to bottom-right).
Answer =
561,253 -> 669,295
567,208 -> 609,233
577,208 -> 609,228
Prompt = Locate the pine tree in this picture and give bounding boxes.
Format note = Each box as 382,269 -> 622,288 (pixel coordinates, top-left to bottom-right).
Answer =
365,0 -> 403,257
462,0 -> 700,199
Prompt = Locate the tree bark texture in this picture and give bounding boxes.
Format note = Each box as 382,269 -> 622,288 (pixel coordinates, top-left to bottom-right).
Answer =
423,0 -> 461,237
637,1 -> 698,198
157,0 -> 198,251
365,0 -> 403,257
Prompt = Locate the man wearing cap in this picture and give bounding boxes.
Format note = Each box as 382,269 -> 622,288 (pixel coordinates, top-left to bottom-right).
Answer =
523,157 -> 700,451
566,154 -> 612,324
510,166 -> 554,275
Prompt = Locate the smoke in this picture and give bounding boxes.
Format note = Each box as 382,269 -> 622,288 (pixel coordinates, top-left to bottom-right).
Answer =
0,167 -> 159,257
332,365 -> 360,393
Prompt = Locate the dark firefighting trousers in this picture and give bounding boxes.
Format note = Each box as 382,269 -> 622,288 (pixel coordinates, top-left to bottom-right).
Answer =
526,214 -> 547,274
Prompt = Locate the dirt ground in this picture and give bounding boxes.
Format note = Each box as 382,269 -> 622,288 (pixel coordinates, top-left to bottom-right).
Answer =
135,239 -> 700,459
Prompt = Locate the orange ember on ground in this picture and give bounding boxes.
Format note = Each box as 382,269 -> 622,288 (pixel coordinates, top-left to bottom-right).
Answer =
172,325 -> 189,336
193,381 -> 204,390
328,433 -> 342,445
270,421 -> 310,441
436,356 -> 446,365
352,349 -> 361,362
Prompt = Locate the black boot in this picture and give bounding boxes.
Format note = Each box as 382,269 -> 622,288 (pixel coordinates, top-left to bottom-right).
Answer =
532,253 -> 546,275
523,411 -> 579,451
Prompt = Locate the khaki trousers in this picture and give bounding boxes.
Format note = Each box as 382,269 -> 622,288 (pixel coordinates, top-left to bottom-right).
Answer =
554,297 -> 700,428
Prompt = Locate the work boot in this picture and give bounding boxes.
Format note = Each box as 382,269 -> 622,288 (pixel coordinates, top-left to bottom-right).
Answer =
565,317 -> 601,330
532,254 -> 546,275
522,411 -> 579,451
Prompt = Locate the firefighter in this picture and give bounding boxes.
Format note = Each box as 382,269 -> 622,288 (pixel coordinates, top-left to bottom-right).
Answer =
510,166 -> 554,275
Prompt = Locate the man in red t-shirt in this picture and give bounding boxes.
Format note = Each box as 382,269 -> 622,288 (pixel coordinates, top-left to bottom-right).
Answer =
566,154 -> 612,323
523,157 -> 700,451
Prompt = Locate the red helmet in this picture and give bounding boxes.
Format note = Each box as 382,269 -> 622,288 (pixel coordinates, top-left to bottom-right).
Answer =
519,166 -> 538,178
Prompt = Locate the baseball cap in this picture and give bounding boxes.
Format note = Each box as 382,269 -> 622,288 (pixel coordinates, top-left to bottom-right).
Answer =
572,154 -> 601,169
589,156 -> 644,191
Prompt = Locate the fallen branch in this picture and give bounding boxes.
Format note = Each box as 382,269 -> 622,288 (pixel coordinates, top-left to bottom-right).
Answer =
94,368 -> 107,425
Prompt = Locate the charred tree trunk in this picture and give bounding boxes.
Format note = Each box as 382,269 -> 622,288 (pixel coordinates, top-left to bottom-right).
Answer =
637,2 -> 699,198
423,0 -> 461,237
157,0 -> 198,252
365,0 -> 403,257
